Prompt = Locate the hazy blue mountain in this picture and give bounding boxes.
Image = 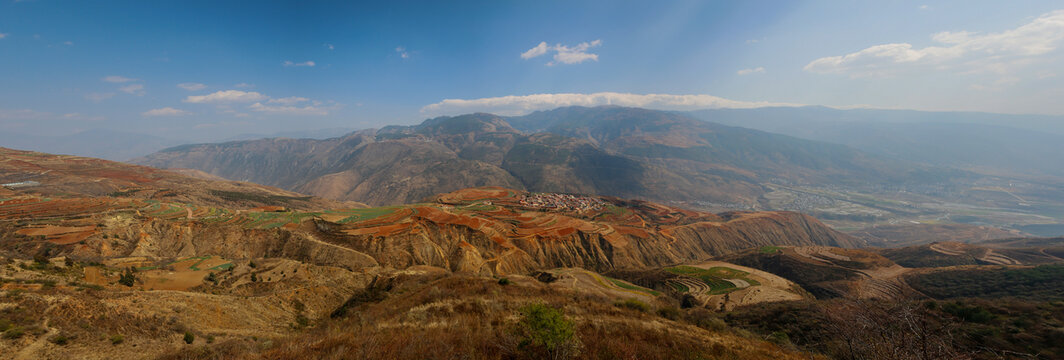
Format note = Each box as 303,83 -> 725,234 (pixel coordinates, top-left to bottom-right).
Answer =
0,129 -> 185,161
687,107 -> 1064,177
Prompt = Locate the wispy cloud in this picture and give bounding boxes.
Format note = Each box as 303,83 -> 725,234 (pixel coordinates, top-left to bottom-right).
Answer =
521,40 -> 603,66
0,33 -> 8,39
182,90 -> 337,116
234,83 -> 254,88
267,96 -> 310,105
183,90 -> 267,103
421,92 -> 803,116
521,42 -> 549,59
396,46 -> 409,59
325,43 -> 335,50
804,10 -> 1064,78
177,82 -> 207,91
102,75 -> 138,83
0,108 -> 50,120
737,67 -> 766,75
249,101 -> 334,116
119,84 -> 145,96
142,107 -> 191,117
283,60 -> 316,67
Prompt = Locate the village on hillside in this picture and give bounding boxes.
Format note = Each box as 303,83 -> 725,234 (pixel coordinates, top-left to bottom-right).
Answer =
519,192 -> 606,212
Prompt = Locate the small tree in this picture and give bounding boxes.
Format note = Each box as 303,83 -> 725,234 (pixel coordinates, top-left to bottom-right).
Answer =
118,267 -> 137,287
515,303 -> 581,360
183,331 -> 194,344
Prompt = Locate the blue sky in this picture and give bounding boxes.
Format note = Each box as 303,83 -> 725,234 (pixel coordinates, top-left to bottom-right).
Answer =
1,0 -> 1062,141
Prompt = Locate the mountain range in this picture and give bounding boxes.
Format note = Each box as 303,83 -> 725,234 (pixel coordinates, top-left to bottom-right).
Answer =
135,106 -> 967,209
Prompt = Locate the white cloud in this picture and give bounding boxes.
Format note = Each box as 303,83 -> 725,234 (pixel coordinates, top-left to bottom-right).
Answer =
249,102 -> 332,116
183,90 -> 267,104
177,82 -> 207,91
63,41 -> 73,46
551,40 -> 601,65
181,90 -> 334,115
283,60 -> 316,67
805,10 -> 1064,78
84,92 -> 115,102
521,42 -> 549,59
142,107 -> 191,117
919,5 -> 930,10
234,83 -> 254,88
521,40 -> 603,65
267,96 -> 310,105
102,75 -> 138,83
396,46 -> 409,59
421,92 -> 803,116
737,67 -> 766,75
119,83 -> 145,96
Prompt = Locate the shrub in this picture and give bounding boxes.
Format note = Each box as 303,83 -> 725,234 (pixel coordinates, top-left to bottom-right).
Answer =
942,302 -> 994,323
680,294 -> 698,308
614,299 -> 650,313
686,308 -> 727,331
110,334 -> 124,345
498,277 -> 511,286
184,331 -> 195,344
657,306 -> 681,320
295,314 -> 310,328
515,303 -> 580,359
118,267 -> 137,287
204,272 -> 217,284
2,326 -> 24,339
768,331 -> 791,346
48,334 -> 70,345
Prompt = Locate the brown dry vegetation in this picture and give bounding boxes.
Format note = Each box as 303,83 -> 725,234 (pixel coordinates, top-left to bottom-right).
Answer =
166,273 -> 815,360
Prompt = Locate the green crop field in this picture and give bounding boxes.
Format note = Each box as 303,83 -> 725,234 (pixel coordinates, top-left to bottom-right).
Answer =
665,265 -> 761,294
608,277 -> 661,296
759,246 -> 783,254
325,206 -> 403,223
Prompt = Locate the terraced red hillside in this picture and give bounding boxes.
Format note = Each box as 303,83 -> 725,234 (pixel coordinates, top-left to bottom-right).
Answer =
0,147 -> 357,210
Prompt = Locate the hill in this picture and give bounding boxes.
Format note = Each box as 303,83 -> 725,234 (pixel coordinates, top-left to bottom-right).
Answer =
135,106 -> 965,210
0,147 -> 356,210
717,246 -> 912,300
0,150 -> 865,358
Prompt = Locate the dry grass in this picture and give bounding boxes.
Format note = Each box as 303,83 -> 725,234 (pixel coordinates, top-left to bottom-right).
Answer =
180,274 -> 815,360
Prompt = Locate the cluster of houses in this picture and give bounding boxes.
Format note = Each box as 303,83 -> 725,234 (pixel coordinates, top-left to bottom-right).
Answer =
519,192 -> 605,212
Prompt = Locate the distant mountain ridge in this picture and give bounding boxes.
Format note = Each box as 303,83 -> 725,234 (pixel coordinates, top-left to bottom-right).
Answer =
135,106 -> 965,207
687,107 -> 1064,177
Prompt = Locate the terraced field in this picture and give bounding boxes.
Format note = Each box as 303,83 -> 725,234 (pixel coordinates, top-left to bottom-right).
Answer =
665,265 -> 761,295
